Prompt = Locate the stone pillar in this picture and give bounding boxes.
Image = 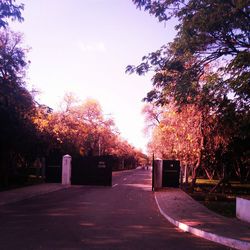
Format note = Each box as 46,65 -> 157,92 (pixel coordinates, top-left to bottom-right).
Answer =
154,159 -> 163,190
62,154 -> 72,185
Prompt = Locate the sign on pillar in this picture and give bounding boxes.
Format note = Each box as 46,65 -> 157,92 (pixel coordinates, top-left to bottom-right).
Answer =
62,154 -> 72,185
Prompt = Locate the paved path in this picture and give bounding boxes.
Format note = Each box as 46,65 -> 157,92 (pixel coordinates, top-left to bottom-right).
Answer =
155,189 -> 250,250
0,169 -> 226,249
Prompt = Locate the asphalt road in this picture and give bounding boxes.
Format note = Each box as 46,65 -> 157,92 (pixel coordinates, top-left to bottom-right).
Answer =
0,168 -> 228,249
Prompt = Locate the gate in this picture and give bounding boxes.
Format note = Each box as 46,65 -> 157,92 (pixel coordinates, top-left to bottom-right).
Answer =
45,153 -> 62,183
71,155 -> 112,186
162,160 -> 180,187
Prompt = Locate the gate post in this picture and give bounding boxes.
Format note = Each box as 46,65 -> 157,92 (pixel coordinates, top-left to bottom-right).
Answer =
62,154 -> 72,185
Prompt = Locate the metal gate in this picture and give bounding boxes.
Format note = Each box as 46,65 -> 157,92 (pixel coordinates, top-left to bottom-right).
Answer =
71,155 -> 112,186
45,153 -> 62,183
162,160 -> 180,187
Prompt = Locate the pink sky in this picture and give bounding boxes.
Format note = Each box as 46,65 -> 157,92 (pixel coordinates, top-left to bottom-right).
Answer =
11,0 -> 177,152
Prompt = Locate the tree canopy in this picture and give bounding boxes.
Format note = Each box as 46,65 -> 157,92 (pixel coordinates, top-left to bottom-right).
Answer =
0,0 -> 24,28
130,0 -> 250,186
128,0 -> 249,108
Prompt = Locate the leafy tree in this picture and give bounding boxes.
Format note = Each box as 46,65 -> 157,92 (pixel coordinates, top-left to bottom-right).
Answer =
37,95 -> 118,157
129,0 -> 250,186
144,103 -> 204,182
128,0 -> 249,107
70,98 -> 117,156
0,0 -> 24,29
0,29 -> 38,187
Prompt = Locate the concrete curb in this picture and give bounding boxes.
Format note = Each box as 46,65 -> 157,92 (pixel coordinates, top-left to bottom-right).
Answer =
154,194 -> 250,250
0,184 -> 71,206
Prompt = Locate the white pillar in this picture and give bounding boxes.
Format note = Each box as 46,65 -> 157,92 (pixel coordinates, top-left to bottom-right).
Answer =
62,154 -> 72,185
154,159 -> 163,190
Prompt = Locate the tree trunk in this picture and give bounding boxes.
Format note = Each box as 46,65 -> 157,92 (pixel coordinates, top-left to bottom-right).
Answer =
184,164 -> 188,183
210,165 -> 232,194
203,167 -> 215,180
210,178 -> 224,193
190,110 -> 205,190
190,160 -> 200,190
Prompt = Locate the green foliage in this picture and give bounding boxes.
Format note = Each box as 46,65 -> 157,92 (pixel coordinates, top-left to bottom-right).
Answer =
0,0 -> 24,28
129,0 -> 250,106
131,0 -> 250,184
0,29 -> 39,187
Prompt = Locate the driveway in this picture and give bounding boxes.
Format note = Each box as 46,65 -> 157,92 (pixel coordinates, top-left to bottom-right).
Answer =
0,168 -> 228,249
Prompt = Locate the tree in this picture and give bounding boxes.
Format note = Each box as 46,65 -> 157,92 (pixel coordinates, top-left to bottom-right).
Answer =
0,0 -> 24,29
128,0 -> 249,107
36,95 -> 119,157
0,29 -> 38,187
144,103 -> 204,183
128,0 -> 250,186
33,93 -> 146,171
72,98 -> 116,156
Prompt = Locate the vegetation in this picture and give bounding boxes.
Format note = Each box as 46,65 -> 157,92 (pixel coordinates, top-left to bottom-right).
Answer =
189,178 -> 250,217
129,0 -> 250,190
0,0 -> 24,28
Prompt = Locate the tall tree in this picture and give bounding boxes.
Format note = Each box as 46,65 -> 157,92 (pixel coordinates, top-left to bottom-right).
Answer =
128,0 -> 249,106
0,0 -> 24,28
129,0 -> 250,185
0,29 -> 37,187
144,103 -> 204,182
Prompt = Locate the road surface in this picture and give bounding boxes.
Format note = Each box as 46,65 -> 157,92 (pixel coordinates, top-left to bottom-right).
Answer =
0,168 -> 228,249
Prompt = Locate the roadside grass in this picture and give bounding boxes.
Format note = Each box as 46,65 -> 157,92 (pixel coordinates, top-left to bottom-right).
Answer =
202,200 -> 236,218
185,178 -> 250,218
196,178 -> 250,189
196,179 -> 219,185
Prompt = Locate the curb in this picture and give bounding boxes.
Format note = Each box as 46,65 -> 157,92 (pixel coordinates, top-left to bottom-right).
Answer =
154,194 -> 250,250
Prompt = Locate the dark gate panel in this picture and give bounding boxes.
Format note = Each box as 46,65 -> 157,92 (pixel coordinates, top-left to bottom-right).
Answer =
45,153 -> 62,183
162,160 -> 180,187
71,156 -> 112,186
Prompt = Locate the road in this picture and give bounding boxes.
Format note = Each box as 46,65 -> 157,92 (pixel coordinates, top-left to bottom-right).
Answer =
0,168 -> 228,249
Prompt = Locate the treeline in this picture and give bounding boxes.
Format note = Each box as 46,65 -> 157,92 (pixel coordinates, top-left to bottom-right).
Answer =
143,102 -> 249,185
129,0 -> 250,188
0,2 -> 147,188
33,94 -> 147,168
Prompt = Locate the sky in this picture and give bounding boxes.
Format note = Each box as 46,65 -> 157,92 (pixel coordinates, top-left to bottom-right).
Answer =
10,0 -> 176,153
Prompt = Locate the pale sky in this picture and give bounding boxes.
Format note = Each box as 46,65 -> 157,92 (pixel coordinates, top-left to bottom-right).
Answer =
11,0 -> 176,153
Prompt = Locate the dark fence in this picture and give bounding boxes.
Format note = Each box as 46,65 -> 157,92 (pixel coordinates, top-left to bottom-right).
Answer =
162,160 -> 180,188
71,155 -> 113,186
45,153 -> 62,183
45,154 -> 135,185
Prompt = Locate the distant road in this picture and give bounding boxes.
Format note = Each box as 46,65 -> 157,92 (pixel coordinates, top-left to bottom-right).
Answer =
0,168 -> 227,249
